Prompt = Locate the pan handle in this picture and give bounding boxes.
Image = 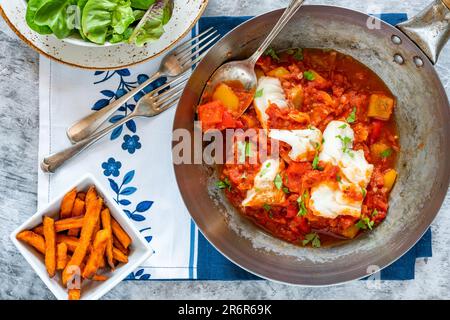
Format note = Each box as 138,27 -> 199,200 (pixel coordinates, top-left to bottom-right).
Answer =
397,0 -> 449,64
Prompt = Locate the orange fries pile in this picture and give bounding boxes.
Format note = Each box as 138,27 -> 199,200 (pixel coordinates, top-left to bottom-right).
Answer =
16,186 -> 132,300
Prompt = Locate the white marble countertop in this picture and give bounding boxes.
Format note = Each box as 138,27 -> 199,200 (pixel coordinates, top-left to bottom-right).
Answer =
0,0 -> 449,299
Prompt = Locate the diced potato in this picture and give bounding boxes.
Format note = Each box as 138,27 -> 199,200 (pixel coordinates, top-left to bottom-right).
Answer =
267,66 -> 290,78
341,224 -> 359,239
255,67 -> 265,79
368,94 -> 394,121
289,85 -> 304,109
370,142 -> 389,158
383,169 -> 397,192
212,83 -> 240,113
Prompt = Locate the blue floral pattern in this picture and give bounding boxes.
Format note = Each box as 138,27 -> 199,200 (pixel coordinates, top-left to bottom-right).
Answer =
102,157 -> 154,223
140,227 -> 153,244
121,135 -> 142,154
92,69 -> 166,154
101,157 -> 122,177
100,157 -> 155,281
126,268 -> 151,280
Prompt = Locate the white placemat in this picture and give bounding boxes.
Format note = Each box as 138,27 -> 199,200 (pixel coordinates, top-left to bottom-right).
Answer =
38,35 -> 198,280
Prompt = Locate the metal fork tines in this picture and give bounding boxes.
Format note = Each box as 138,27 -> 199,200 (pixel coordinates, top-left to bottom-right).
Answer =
66,27 -> 220,143
41,75 -> 189,173
137,74 -> 190,117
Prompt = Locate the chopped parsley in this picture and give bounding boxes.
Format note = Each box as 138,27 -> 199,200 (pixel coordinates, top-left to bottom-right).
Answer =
293,48 -> 304,61
380,148 -> 393,158
336,134 -> 352,147
312,142 -> 321,170
303,71 -> 315,81
259,161 -> 272,177
297,191 -> 308,216
335,135 -> 354,158
361,187 -> 367,198
339,124 -> 348,129
216,178 -> 231,191
346,107 -> 357,123
237,141 -> 252,163
336,174 -> 342,182
302,233 -> 321,248
259,168 -> 268,178
264,47 -> 280,61
245,141 -> 252,157
237,141 -> 246,163
263,203 -> 271,212
259,162 -> 272,177
282,187 -> 290,194
372,209 -> 379,217
254,88 -> 264,98
312,154 -> 320,170
356,217 -> 374,230
274,173 -> 283,190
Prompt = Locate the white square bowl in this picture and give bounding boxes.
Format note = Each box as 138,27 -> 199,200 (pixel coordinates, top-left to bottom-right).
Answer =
10,173 -> 153,300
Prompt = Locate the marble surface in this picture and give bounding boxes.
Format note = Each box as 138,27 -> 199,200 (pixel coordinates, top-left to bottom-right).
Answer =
0,0 -> 449,300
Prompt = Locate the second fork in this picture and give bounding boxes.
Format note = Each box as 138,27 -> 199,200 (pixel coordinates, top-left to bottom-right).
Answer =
66,27 -> 219,143
41,75 -> 189,173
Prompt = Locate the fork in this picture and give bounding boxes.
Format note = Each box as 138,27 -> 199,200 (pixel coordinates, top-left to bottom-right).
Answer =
66,27 -> 219,143
41,75 -> 189,173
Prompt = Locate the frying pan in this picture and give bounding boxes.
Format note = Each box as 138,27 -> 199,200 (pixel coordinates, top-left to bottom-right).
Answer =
173,0 -> 450,285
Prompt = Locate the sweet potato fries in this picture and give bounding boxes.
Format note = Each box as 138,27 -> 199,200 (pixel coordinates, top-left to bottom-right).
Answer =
16,186 -> 132,300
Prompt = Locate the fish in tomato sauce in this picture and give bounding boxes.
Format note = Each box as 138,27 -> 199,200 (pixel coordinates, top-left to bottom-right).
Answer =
197,48 -> 399,247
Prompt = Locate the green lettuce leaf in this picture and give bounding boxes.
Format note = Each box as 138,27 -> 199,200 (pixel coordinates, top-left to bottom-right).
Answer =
33,0 -> 77,39
26,0 -> 53,34
130,0 -> 156,10
133,9 -> 146,20
111,2 -> 135,34
129,0 -> 173,46
82,0 -> 118,44
109,26 -> 134,43
76,0 -> 88,40
109,32 -> 124,43
82,0 -> 134,44
27,0 -> 161,45
77,0 -> 88,7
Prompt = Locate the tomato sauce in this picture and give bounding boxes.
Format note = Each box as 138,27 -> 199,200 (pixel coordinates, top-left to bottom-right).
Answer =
197,48 -> 399,247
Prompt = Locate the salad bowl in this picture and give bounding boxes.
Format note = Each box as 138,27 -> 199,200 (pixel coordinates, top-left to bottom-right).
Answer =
0,0 -> 208,69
